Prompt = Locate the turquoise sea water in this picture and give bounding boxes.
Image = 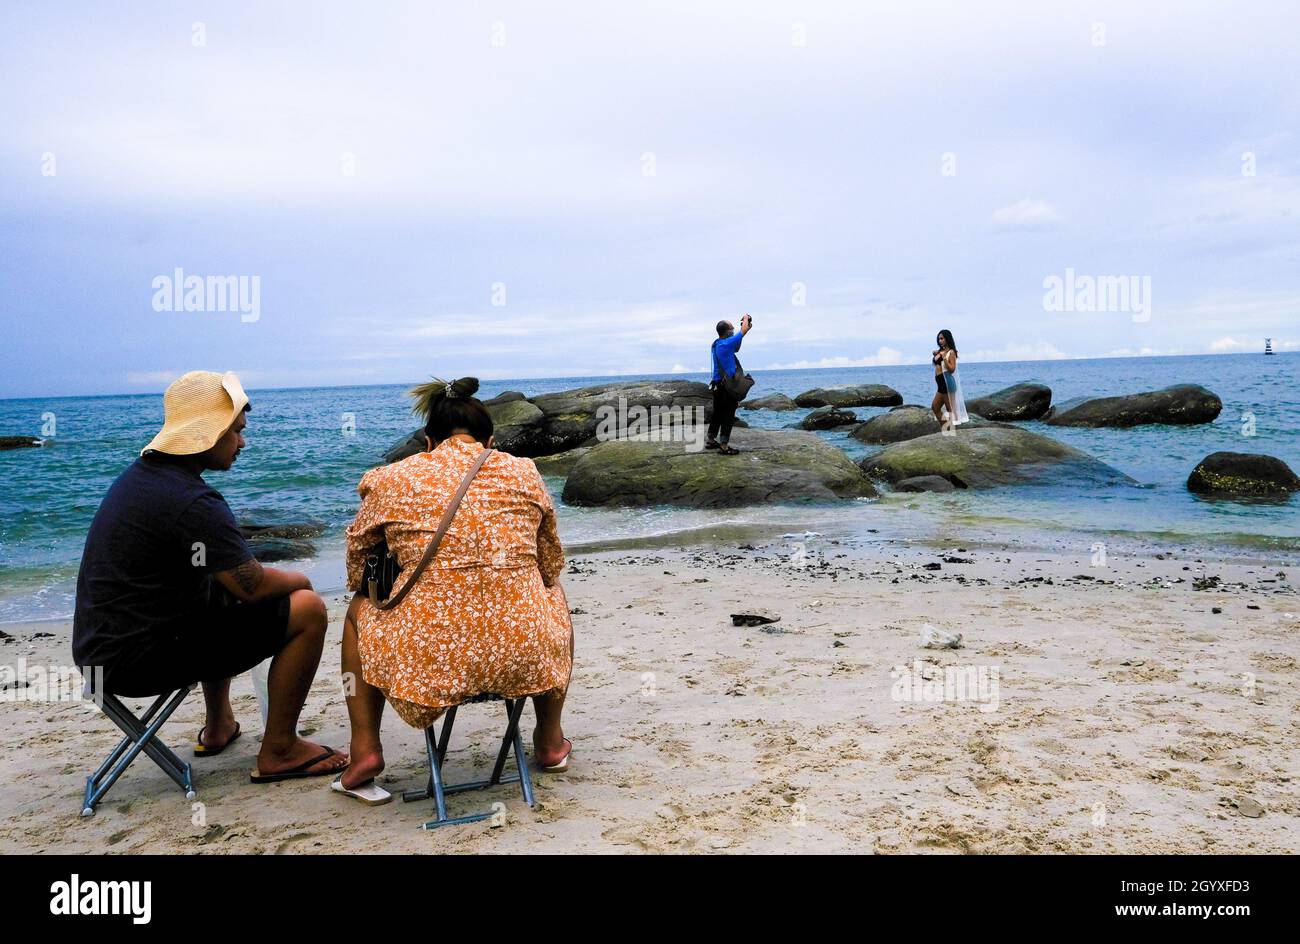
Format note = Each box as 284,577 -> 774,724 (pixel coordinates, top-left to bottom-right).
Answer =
1,353 -> 1297,622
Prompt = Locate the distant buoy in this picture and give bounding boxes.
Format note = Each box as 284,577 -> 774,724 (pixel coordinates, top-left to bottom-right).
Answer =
1264,338 -> 1275,355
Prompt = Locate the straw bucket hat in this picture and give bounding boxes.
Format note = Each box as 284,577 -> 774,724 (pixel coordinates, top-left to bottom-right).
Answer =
141,370 -> 250,456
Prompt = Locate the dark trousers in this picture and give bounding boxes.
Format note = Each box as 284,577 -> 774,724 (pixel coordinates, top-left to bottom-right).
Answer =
708,384 -> 738,444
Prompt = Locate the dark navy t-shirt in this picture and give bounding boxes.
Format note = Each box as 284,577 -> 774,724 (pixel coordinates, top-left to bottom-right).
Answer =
72,455 -> 253,670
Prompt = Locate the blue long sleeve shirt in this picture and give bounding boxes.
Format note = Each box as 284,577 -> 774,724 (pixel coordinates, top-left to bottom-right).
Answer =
711,333 -> 744,382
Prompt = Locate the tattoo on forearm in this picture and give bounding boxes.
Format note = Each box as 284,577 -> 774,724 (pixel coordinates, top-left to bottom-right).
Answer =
230,559 -> 264,596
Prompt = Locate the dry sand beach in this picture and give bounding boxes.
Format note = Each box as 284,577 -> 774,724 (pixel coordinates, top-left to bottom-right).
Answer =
2,539 -> 1296,854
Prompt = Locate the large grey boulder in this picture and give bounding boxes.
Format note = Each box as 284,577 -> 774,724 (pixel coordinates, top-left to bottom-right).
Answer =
1046,384 -> 1222,428
966,383 -> 1052,422
530,380 -> 713,454
1187,452 -> 1300,499
562,427 -> 878,507
851,405 -> 941,443
484,398 -> 549,456
859,426 -> 1134,490
743,393 -> 798,411
794,384 -> 903,409
533,446 -> 594,478
850,405 -> 1007,444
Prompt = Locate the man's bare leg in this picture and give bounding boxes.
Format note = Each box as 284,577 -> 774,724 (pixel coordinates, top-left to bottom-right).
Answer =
198,678 -> 238,750
340,593 -> 387,790
254,588 -> 349,776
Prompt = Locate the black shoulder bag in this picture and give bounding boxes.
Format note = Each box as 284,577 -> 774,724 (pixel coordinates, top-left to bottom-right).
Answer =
713,339 -> 756,401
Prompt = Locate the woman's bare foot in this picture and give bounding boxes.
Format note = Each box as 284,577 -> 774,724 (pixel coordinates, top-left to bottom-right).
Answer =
533,731 -> 571,768
340,747 -> 385,790
255,737 -> 349,777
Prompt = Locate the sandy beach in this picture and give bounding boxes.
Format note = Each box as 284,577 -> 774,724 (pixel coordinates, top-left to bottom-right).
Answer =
2,538 -> 1296,854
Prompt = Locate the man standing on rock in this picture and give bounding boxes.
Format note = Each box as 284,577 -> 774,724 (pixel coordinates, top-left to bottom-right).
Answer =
707,313 -> 752,455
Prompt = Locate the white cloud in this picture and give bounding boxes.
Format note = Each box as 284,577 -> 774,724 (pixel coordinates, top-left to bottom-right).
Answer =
991,199 -> 1062,231
763,347 -> 910,370
125,370 -> 182,388
962,342 -> 1074,363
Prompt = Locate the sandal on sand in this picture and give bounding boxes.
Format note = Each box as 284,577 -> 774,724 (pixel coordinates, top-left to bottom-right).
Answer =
537,738 -> 572,773
250,747 -> 344,784
330,775 -> 393,806
194,722 -> 241,757
717,446 -> 740,456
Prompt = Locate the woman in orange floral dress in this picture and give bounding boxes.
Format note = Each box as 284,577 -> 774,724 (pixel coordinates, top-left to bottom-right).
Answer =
335,378 -> 573,802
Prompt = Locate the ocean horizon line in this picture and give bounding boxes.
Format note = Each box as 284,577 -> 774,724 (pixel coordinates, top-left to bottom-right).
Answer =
0,348 -> 1291,404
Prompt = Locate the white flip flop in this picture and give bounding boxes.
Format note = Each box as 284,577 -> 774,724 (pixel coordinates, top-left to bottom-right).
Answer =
330,775 -> 393,806
538,738 -> 572,773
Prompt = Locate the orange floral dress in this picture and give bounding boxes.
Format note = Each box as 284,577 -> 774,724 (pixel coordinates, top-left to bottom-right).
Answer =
345,437 -> 573,728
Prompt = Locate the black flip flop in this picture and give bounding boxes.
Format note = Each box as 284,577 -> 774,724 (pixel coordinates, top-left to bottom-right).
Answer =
249,747 -> 343,784
717,446 -> 740,456
194,722 -> 241,757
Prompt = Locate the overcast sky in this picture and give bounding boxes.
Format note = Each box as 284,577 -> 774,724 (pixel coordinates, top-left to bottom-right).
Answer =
1,1 -> 1297,397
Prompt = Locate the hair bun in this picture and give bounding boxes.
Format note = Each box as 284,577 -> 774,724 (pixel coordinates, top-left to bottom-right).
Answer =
409,375 -> 482,418
452,377 -> 480,398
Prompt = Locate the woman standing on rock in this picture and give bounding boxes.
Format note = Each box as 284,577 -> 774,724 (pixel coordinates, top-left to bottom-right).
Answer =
930,329 -> 969,429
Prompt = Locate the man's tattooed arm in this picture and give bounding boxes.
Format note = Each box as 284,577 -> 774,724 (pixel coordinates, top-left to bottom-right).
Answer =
215,558 -> 266,601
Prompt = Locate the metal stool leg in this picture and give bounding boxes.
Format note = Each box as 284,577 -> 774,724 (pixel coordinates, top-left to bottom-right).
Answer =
403,696 -> 538,828
82,686 -> 195,816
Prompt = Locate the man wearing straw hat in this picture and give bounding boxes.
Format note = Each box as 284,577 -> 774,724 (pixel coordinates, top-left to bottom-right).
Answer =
72,371 -> 349,782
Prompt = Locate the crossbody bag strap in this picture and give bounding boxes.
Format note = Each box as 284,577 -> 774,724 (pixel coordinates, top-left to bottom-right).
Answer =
377,446 -> 494,610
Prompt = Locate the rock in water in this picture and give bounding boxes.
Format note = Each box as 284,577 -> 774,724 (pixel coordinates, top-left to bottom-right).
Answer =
482,398 -> 548,456
743,393 -> 798,411
530,380 -> 713,454
383,380 -> 716,462
794,384 -> 903,409
245,536 -> 317,563
532,446 -> 594,478
851,405 -> 941,443
482,390 -> 526,406
0,436 -> 44,450
850,406 -> 1007,444
562,427 -> 878,507
800,406 -> 859,430
1187,452 -> 1300,498
1045,384 -> 1222,427
238,518 -> 327,539
894,475 -> 958,493
859,426 -> 1134,489
965,383 -> 1052,421
239,515 -> 326,562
